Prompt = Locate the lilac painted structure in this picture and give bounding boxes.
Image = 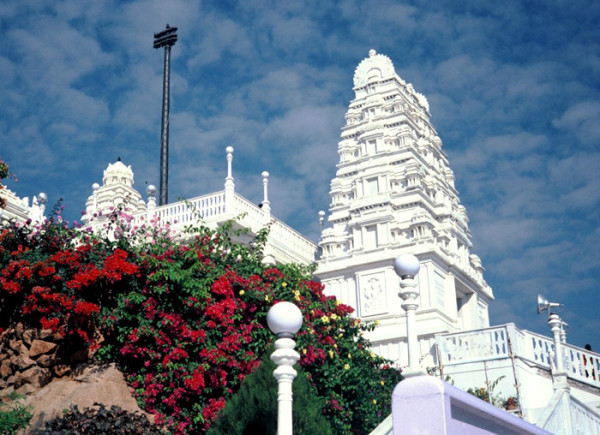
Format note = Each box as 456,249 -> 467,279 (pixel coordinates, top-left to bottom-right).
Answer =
392,376 -> 550,435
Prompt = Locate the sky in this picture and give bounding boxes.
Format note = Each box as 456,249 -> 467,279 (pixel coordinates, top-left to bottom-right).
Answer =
1,0 -> 599,350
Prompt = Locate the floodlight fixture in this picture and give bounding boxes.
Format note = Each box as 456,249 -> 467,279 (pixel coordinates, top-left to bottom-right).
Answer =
537,294 -> 563,315
153,24 -> 178,48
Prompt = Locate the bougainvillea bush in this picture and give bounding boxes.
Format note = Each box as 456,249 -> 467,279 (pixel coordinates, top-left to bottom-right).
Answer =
0,208 -> 402,434
0,156 -> 9,209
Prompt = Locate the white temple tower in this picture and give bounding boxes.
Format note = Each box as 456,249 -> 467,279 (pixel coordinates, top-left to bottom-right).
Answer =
316,50 -> 494,368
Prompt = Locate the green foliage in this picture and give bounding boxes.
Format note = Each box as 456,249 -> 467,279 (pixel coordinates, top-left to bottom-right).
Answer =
0,392 -> 33,434
466,376 -> 506,407
208,354 -> 333,435
35,403 -> 164,434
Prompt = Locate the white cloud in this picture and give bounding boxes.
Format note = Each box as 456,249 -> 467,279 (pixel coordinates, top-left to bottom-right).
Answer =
553,101 -> 600,145
1,0 -> 599,348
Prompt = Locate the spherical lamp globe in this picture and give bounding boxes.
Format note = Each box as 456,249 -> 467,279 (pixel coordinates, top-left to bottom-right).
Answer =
393,254 -> 420,279
267,301 -> 303,338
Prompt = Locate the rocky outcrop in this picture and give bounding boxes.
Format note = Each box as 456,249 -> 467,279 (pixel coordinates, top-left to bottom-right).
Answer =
0,323 -> 151,432
0,324 -> 70,396
23,363 -> 150,432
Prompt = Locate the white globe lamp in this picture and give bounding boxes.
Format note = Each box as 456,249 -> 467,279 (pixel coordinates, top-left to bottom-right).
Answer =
268,301 -> 303,435
267,301 -> 303,337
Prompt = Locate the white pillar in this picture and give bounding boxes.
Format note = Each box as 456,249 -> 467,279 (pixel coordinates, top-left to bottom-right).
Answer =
261,171 -> 271,216
319,210 -> 325,230
560,321 -> 567,343
267,302 -> 303,435
394,254 -> 426,377
92,183 -> 100,212
225,146 -> 235,213
146,185 -> 157,222
548,313 -> 568,389
271,337 -> 300,435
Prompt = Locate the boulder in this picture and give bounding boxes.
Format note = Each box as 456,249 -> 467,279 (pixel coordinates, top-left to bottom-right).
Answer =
53,364 -> 71,378
16,383 -> 37,396
0,360 -> 12,378
22,329 -> 38,345
15,366 -> 51,388
28,340 -> 57,358
36,353 -> 57,368
15,323 -> 24,339
9,338 -> 25,353
14,354 -> 35,371
24,363 -> 151,432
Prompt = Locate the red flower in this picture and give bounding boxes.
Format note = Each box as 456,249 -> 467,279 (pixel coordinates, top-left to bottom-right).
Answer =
73,300 -> 100,315
184,367 -> 206,391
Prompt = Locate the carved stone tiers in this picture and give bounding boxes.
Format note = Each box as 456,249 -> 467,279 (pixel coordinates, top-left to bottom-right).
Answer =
316,50 -> 494,369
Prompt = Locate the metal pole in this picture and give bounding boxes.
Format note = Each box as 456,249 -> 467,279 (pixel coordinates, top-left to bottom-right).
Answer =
153,25 -> 177,206
159,44 -> 171,205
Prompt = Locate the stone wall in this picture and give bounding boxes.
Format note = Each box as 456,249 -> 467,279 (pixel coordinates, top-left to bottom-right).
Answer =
0,323 -> 89,397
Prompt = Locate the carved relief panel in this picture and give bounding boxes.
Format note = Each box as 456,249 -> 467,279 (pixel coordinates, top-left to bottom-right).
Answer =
358,272 -> 388,317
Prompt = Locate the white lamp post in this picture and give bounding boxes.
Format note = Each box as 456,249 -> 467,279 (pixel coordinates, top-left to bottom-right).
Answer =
146,184 -> 157,221
537,294 -> 568,389
267,301 -> 303,435
92,182 -> 100,210
394,254 -> 425,377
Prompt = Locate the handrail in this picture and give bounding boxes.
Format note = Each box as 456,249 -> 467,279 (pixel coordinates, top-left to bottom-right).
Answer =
537,389 -> 600,435
436,324 -> 600,390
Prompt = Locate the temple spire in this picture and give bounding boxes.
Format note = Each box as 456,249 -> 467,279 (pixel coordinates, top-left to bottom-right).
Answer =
316,50 -> 493,368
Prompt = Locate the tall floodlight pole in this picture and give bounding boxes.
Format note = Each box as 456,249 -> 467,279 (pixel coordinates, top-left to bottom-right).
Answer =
153,24 -> 178,206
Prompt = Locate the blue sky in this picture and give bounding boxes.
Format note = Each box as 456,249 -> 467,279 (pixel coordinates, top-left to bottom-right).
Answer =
1,0 -> 599,350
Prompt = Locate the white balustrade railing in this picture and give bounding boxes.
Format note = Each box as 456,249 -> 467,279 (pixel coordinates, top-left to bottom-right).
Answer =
152,192 -> 226,229
538,389 -> 600,435
570,395 -> 600,435
523,330 -> 554,368
437,324 -> 600,390
231,195 -> 317,262
232,195 -> 267,231
563,342 -> 600,389
119,192 -> 316,265
267,216 -> 318,262
436,325 -> 511,364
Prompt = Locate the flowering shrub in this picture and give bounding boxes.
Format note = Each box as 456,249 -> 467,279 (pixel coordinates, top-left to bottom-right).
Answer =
0,156 -> 9,209
0,208 -> 402,434
0,218 -> 139,350
503,396 -> 519,410
466,376 -> 506,408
